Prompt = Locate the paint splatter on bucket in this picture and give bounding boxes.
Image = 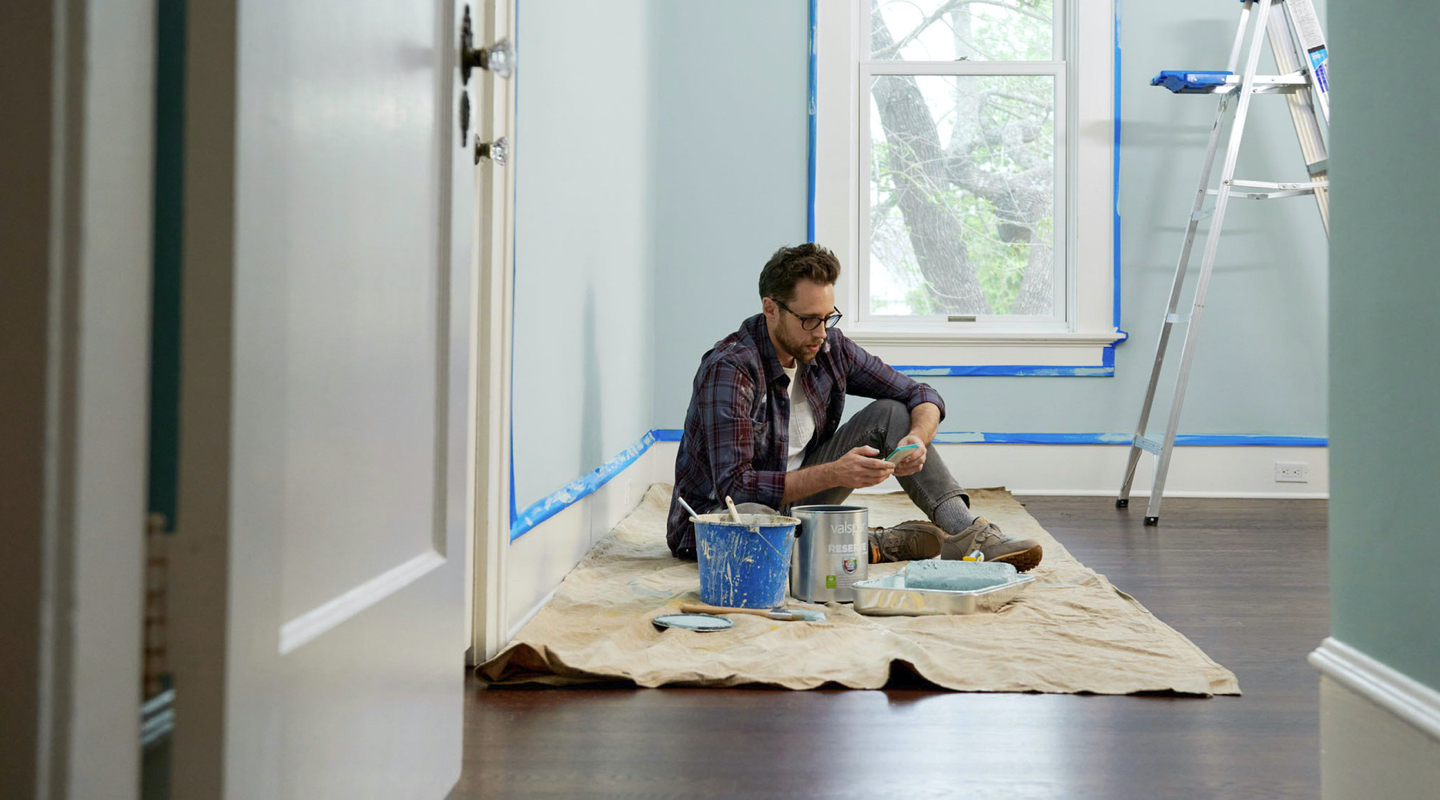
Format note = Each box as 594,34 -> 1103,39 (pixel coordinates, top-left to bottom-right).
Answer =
693,513 -> 798,609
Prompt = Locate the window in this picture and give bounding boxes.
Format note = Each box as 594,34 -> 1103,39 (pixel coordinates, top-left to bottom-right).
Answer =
815,0 -> 1122,372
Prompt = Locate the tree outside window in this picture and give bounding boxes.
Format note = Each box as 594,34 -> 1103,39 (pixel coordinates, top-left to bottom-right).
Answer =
864,0 -> 1061,320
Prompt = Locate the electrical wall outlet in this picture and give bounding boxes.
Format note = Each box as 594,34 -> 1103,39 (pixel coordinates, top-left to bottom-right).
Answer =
1274,461 -> 1309,483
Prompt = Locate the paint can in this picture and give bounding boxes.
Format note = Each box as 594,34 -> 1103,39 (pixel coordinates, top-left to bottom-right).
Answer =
789,505 -> 869,603
693,513 -> 799,609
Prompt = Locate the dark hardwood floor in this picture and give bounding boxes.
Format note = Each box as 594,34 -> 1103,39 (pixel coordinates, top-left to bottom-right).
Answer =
450,496 -> 1329,800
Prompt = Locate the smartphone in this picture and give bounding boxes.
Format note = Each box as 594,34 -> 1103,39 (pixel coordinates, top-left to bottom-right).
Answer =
884,443 -> 919,464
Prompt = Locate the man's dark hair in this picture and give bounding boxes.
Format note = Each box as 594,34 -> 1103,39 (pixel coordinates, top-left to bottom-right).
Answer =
758,243 -> 841,304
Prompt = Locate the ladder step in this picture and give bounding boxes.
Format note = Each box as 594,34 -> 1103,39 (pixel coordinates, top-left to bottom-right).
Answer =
1152,70 -> 1308,94
1165,313 -> 1191,324
1216,71 -> 1311,95
1134,435 -> 1163,456
1206,181 -> 1323,200
1207,179 -> 1327,200
1231,179 -> 1327,190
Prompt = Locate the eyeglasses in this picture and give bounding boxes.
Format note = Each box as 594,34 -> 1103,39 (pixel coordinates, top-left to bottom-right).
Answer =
774,299 -> 843,331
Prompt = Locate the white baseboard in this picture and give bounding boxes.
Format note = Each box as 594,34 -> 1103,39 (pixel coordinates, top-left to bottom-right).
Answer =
507,588 -> 556,642
1011,488 -> 1330,499
1311,638 -> 1440,742
646,441 -> 1329,498
1314,638 -> 1440,799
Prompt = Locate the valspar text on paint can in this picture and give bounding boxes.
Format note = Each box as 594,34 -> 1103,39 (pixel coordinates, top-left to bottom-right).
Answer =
789,505 -> 869,603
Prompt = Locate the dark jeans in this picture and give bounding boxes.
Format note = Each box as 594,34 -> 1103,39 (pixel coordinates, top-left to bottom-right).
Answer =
706,398 -> 970,519
791,398 -> 970,515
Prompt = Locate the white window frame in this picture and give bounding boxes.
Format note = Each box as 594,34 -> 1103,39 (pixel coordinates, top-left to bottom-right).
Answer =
815,0 -> 1122,370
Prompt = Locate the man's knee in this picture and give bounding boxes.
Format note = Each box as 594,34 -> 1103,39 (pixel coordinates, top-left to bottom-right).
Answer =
864,397 -> 910,434
863,398 -> 911,430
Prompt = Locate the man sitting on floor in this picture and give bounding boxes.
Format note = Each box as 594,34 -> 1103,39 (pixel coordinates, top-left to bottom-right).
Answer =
666,243 -> 1043,571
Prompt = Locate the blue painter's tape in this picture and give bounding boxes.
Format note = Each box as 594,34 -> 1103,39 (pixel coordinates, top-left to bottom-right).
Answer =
929,432 -> 1328,447
509,420 -> 517,527
806,0 -> 818,243
646,429 -> 1325,448
893,365 -> 1115,377
936,432 -> 1132,445
1113,1 -> 1123,332
509,1 -> 522,530
510,430 -> 659,541
507,427 -> 1325,540
1168,435 -> 1328,447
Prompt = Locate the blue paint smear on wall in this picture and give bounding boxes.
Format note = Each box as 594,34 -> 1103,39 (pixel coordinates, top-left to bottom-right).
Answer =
1114,0 -> 1124,332
511,431 -> 657,541
895,365 -> 1115,377
807,0 -> 817,242
509,0 -> 522,530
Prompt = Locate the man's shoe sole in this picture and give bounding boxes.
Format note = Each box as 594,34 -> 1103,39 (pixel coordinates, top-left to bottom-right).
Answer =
989,544 -> 1043,573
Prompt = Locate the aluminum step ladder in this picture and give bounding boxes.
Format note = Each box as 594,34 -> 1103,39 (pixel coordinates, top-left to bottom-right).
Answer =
1117,0 -> 1330,524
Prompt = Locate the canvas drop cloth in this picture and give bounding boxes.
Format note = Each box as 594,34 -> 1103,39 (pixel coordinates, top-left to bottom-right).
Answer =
479,485 -> 1240,695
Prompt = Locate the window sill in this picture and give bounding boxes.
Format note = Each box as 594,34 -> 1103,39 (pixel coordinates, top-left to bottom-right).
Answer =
849,327 -> 1128,376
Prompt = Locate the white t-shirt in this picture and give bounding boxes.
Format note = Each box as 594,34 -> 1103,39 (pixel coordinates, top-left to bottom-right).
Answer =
783,364 -> 815,471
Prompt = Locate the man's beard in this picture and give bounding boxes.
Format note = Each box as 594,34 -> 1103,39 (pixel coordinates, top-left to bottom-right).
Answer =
779,327 -> 824,364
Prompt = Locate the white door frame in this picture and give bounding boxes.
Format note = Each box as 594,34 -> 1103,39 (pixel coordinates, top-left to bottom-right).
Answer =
468,0 -> 517,663
2,2 -> 155,799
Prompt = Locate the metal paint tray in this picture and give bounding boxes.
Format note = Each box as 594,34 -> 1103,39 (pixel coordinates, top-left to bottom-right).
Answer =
852,568 -> 1036,616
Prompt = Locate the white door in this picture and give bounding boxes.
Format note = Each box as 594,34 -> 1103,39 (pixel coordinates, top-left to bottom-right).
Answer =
168,1 -> 486,797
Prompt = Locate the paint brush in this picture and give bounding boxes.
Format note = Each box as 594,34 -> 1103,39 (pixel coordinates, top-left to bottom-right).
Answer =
675,494 -> 702,520
681,602 -> 827,622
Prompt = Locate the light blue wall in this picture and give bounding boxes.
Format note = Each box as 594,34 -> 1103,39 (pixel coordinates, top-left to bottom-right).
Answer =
650,1 -> 811,422
1091,0 -> 1329,438
644,1 -> 1329,439
1328,1 -> 1440,692
511,0 -> 658,510
512,1 -> 1332,514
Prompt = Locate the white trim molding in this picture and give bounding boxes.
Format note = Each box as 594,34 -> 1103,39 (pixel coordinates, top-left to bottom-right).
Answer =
1311,637 -> 1440,742
280,551 -> 446,655
508,588 -> 557,642
468,0 -> 517,665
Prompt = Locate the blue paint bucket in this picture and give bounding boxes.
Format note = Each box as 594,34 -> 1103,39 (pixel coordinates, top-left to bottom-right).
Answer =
693,513 -> 799,609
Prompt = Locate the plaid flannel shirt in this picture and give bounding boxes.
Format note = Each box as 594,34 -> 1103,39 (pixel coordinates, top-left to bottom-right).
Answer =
666,313 -> 945,553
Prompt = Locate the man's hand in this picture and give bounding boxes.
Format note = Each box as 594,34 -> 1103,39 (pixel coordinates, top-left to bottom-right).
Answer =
828,445 -> 897,489
891,434 -> 927,478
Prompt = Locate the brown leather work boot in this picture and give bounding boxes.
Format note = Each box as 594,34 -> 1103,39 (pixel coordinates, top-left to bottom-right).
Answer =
867,520 -> 945,563
939,517 -> 1043,572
